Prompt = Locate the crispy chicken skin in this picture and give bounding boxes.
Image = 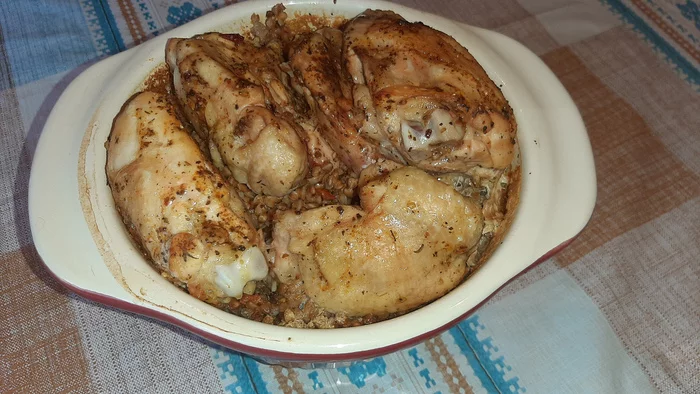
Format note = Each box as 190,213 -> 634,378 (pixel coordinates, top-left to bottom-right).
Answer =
166,33 -> 308,196
344,10 -> 517,172
106,91 -> 268,304
287,29 -> 383,173
272,165 -> 484,316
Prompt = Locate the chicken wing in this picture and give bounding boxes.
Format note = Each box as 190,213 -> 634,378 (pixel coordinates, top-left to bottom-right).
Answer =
106,91 -> 268,305
344,10 -> 517,172
272,165 -> 484,316
166,33 -> 308,196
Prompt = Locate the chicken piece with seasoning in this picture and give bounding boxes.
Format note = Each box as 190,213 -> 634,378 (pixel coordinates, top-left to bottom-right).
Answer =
272,165 -> 484,316
166,33 -> 308,196
287,28 -> 384,173
106,91 -> 269,306
344,10 -> 518,172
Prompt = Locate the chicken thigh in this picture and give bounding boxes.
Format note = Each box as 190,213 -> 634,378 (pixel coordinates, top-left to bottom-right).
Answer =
272,165 -> 484,316
166,33 -> 308,196
106,91 -> 268,305
344,10 -> 517,172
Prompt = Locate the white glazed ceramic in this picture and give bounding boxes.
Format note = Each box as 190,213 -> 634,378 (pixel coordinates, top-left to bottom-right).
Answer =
29,0 -> 596,365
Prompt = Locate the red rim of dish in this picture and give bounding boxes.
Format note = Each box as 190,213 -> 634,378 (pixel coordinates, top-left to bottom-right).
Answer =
38,238 -> 575,363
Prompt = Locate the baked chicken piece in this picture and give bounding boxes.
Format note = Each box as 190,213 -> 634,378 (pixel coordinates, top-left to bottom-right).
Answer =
272,165 -> 484,316
344,10 -> 517,172
166,33 -> 308,196
287,28 -> 382,173
106,91 -> 268,305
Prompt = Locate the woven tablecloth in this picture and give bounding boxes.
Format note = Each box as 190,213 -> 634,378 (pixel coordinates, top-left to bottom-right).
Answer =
1,0 -> 698,392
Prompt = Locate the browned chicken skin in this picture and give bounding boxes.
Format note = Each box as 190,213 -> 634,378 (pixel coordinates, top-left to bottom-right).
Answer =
344,10 -> 518,172
287,29 -> 383,173
106,92 -> 269,304
273,165 -> 484,316
166,33 -> 308,196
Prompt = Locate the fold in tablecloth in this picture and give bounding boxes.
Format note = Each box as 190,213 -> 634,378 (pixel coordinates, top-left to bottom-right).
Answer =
1,0 -> 698,393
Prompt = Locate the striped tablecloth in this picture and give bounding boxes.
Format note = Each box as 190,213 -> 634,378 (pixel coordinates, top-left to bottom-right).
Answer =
1,0 -> 698,392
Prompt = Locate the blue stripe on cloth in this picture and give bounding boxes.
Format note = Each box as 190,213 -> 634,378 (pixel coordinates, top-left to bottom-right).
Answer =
0,0 -> 101,86
649,0 -> 699,45
447,324 -> 499,393
336,357 -> 388,389
454,316 -> 526,394
100,0 -> 127,51
79,0 -> 123,54
242,356 -> 272,394
209,348 -> 260,394
600,0 -> 700,87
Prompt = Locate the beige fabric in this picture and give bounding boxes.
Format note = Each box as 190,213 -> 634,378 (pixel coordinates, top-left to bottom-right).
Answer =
567,28 -> 700,174
0,247 -> 94,393
494,16 -> 561,55
539,24 -> 700,394
540,46 -> 700,266
518,0 -> 622,45
568,198 -> 700,393
396,0 -> 531,28
72,297 -> 225,393
0,85 -> 32,253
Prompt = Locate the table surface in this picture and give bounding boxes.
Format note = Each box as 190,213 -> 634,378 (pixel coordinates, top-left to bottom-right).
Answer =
1,0 -> 698,393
